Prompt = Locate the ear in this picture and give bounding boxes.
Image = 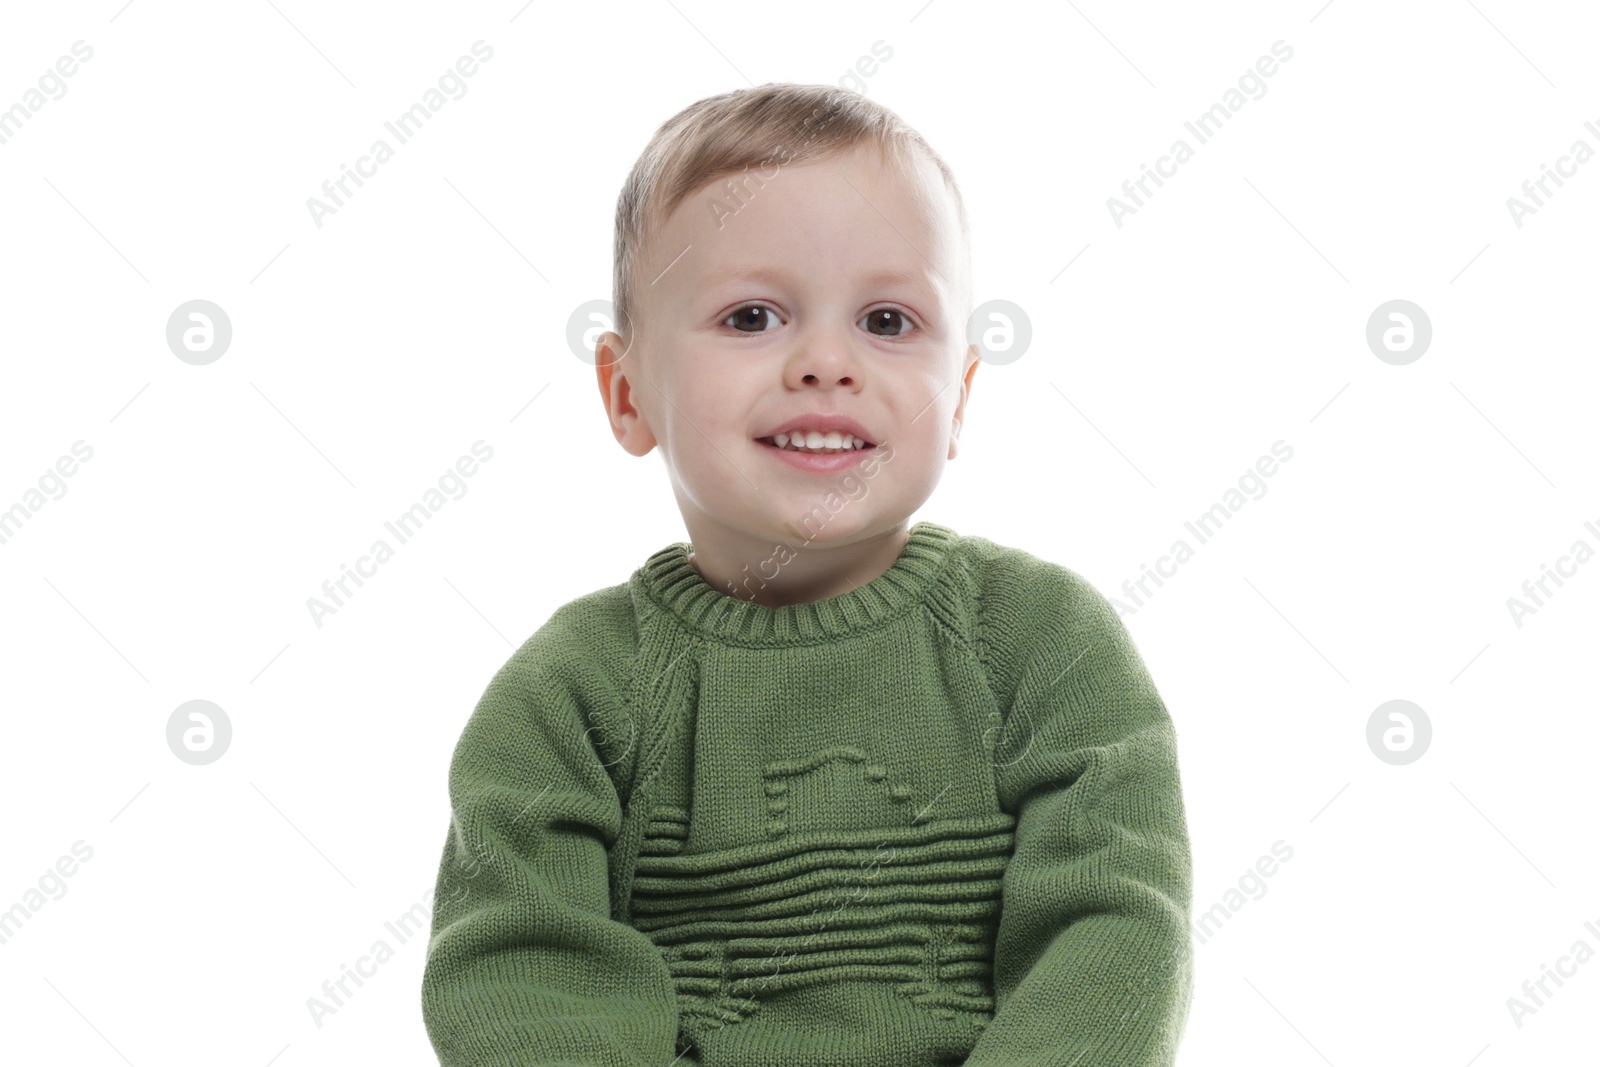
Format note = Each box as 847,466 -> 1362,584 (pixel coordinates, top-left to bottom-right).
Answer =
596,331 -> 657,457
949,344 -> 980,461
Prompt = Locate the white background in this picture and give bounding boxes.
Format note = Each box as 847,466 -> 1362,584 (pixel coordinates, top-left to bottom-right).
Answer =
1,1 -> 1596,1064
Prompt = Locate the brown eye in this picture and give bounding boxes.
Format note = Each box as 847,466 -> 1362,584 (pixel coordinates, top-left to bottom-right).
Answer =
724,305 -> 781,333
861,308 -> 913,336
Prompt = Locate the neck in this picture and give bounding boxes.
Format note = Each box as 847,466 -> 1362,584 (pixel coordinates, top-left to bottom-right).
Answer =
684,520 -> 912,608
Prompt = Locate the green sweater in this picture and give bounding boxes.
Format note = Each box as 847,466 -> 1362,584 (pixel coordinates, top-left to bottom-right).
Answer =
421,521 -> 1193,1065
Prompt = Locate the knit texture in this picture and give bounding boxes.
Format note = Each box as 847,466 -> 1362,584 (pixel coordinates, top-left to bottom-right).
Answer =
421,521 -> 1193,1065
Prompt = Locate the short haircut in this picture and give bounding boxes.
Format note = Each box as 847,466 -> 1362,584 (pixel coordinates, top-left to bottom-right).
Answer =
610,82 -> 970,350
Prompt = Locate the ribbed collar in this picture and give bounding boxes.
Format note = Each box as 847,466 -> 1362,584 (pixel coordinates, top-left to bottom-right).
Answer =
632,521 -> 961,646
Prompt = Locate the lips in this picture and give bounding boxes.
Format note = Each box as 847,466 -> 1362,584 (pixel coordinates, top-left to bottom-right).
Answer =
756,436 -> 878,473
754,413 -> 878,448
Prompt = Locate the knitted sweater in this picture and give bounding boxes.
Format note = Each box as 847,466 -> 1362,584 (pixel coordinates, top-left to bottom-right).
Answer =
421,521 -> 1193,1066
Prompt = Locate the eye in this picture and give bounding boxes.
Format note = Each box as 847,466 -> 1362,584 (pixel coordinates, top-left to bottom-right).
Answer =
723,304 -> 783,333
860,307 -> 916,337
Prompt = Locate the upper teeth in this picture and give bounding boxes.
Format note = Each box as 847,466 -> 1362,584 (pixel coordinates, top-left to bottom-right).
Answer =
770,430 -> 871,452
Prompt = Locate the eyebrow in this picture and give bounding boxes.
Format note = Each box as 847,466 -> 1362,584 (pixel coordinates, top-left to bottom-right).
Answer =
693,264 -> 933,296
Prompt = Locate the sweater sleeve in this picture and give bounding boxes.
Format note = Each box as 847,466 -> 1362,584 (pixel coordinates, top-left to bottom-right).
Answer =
965,552 -> 1194,1066
420,619 -> 683,1066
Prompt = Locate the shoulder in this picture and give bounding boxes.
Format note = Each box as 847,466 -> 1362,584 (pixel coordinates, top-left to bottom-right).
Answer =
959,533 -> 1122,641
470,580 -> 640,735
961,534 -> 1114,612
457,580 -> 642,789
955,533 -> 1139,704
497,580 -> 638,684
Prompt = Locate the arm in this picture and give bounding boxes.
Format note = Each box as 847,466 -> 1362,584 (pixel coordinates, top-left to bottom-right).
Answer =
965,556 -> 1193,1066
420,626 -> 682,1066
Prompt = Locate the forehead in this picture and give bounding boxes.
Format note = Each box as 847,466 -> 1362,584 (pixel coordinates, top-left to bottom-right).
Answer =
651,142 -> 964,301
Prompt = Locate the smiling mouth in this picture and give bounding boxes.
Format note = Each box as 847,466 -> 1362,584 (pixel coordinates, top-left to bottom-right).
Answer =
756,431 -> 877,454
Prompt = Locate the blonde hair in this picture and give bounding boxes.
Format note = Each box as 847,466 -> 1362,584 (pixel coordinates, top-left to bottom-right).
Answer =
610,82 -> 970,349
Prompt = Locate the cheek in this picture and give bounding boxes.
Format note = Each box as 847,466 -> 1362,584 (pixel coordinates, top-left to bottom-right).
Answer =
669,400 -> 745,465
897,373 -> 958,433
679,370 -> 754,434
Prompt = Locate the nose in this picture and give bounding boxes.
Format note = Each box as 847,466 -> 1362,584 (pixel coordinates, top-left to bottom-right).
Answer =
801,369 -> 853,385
786,326 -> 862,389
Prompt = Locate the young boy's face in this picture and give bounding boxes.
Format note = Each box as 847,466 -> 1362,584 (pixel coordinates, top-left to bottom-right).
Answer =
598,140 -> 979,558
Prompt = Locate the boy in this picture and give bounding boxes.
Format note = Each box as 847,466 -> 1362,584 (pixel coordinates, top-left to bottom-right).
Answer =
421,83 -> 1193,1066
